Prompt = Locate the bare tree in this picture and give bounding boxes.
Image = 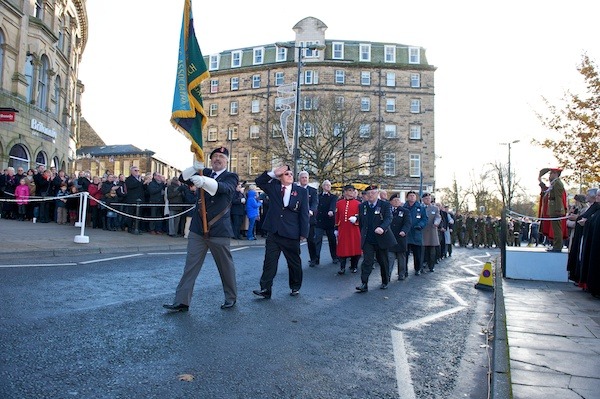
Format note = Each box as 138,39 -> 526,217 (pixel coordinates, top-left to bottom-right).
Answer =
439,175 -> 468,212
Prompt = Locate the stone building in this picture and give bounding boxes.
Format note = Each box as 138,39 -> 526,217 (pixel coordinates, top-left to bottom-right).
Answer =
201,16 -> 436,196
0,0 -> 87,173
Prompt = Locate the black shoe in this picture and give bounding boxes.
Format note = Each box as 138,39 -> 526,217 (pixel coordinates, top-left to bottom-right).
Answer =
429,268 -> 435,272
308,260 -> 316,267
252,289 -> 272,299
337,268 -> 346,275
398,275 -> 405,281
163,303 -> 189,312
290,289 -> 300,296
315,259 -> 320,265
351,268 -> 358,273
332,259 -> 339,264
220,300 -> 236,309
355,283 -> 368,293
380,284 -> 388,290
546,248 -> 562,252
415,270 -> 422,276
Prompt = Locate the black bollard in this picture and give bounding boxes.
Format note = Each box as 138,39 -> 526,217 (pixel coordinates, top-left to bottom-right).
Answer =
132,199 -> 141,235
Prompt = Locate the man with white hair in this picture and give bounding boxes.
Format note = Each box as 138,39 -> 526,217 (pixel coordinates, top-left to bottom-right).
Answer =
315,179 -> 339,265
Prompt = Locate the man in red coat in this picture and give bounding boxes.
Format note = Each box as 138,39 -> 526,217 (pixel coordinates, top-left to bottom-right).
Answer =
335,185 -> 362,274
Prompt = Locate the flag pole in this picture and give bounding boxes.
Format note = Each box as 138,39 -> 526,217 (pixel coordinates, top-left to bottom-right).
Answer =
171,0 -> 210,237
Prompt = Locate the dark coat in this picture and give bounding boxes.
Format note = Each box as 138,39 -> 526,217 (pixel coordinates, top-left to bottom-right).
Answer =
316,191 -> 338,230
147,179 -> 165,203
255,171 -> 309,240
230,190 -> 246,216
188,168 -> 238,238
389,205 -> 412,252
358,199 -> 396,249
124,175 -> 144,203
304,185 -> 318,225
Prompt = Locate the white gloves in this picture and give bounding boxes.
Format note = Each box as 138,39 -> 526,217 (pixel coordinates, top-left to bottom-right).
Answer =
190,175 -> 206,188
193,159 -> 205,171
334,230 -> 339,238
348,216 -> 357,224
182,167 -> 198,181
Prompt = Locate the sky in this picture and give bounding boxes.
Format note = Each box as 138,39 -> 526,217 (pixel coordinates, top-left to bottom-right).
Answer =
78,0 -> 600,198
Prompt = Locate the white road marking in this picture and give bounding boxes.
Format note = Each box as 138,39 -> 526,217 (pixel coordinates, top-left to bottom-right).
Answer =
79,254 -> 144,264
0,263 -> 78,268
391,252 -> 492,398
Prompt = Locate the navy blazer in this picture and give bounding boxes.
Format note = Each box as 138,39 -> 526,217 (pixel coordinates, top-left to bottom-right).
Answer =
303,185 -> 318,225
255,171 -> 309,240
358,199 -> 395,249
187,168 -> 238,238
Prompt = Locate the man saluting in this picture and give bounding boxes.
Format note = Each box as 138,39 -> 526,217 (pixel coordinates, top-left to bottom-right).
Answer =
253,165 -> 309,299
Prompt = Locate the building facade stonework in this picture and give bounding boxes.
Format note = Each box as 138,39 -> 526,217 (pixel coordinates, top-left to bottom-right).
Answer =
0,0 -> 87,172
201,17 -> 436,197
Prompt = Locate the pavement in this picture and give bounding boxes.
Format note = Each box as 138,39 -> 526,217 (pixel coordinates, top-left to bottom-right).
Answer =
1,218 -> 599,399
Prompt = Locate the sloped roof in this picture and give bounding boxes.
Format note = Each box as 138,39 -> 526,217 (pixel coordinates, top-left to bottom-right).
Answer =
76,144 -> 155,157
79,117 -> 106,147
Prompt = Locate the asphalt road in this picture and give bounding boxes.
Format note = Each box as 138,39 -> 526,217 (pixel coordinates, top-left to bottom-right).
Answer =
0,246 -> 496,399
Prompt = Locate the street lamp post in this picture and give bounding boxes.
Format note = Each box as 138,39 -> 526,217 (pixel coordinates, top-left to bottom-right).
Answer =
500,139 -> 520,210
276,42 -> 325,178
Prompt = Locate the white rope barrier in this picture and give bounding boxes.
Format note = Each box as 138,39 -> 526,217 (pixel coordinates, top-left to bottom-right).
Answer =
507,209 -> 568,222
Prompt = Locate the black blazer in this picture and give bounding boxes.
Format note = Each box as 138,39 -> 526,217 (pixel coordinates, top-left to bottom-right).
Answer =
389,206 -> 412,252
255,171 -> 309,240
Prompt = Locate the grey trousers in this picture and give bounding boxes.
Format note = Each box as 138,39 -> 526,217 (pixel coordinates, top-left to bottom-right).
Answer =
174,231 -> 237,305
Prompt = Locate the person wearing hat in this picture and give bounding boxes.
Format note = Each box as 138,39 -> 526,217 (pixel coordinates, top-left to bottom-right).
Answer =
404,190 -> 429,276
163,146 -> 239,311
252,164 -> 309,299
388,193 -> 412,280
298,171 -> 319,266
355,185 -> 395,292
335,184 -> 362,274
315,180 -> 339,265
538,168 -> 568,252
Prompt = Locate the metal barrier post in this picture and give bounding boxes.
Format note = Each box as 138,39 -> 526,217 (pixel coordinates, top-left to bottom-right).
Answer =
74,192 -> 90,243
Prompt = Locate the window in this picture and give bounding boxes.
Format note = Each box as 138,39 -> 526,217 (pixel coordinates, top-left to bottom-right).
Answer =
410,73 -> 421,88
410,99 -> 421,113
210,79 -> 219,93
358,153 -> 370,175
231,50 -> 242,68
359,124 -> 371,138
249,125 -> 260,139
359,44 -> 371,62
302,96 -> 315,110
34,0 -> 43,18
409,154 -> 421,177
409,124 -> 422,140
37,55 -> 49,109
227,125 -> 238,140
384,153 -> 396,176
207,126 -> 217,141
209,103 -> 218,116
252,74 -> 261,88
384,45 -> 396,63
230,77 -> 239,91
335,70 -> 345,84
251,99 -> 260,113
386,99 -> 396,113
384,124 -> 397,138
54,75 -> 61,116
249,152 -> 261,175
332,42 -> 344,59
230,154 -> 238,173
386,72 -> 395,87
361,71 -> 371,86
275,71 -> 284,86
209,54 -> 219,71
360,97 -> 370,112
303,123 -> 315,137
276,47 -> 287,62
304,70 -> 318,85
35,151 -> 47,168
302,41 -> 321,58
229,101 -> 238,115
274,97 -> 284,111
335,96 -> 344,110
409,47 -> 420,64
253,47 -> 264,65
8,144 -> 30,171
25,55 -> 33,103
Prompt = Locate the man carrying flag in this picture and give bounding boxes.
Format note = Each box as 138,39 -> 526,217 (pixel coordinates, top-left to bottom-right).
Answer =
164,0 -> 239,312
